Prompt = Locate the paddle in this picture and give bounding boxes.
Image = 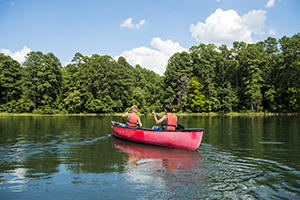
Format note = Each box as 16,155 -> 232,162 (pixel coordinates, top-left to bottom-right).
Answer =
150,110 -> 185,130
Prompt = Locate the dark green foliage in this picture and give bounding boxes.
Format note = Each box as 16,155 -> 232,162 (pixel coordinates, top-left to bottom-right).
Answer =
164,51 -> 193,111
22,51 -> 62,113
0,32 -> 299,114
190,44 -> 220,111
0,53 -> 22,112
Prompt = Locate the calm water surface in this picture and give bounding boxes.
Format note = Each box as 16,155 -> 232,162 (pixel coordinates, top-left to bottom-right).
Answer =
0,115 -> 300,199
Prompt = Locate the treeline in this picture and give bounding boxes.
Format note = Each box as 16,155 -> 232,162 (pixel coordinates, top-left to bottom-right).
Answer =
0,33 -> 299,114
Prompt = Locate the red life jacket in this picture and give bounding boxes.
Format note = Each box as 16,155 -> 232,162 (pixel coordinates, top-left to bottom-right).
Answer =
127,114 -> 139,128
165,113 -> 177,130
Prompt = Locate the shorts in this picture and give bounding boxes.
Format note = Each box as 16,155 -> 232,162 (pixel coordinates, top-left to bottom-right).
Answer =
152,126 -> 162,130
120,123 -> 127,127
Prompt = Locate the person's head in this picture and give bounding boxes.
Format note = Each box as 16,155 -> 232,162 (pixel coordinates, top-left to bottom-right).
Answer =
131,105 -> 138,113
165,104 -> 173,113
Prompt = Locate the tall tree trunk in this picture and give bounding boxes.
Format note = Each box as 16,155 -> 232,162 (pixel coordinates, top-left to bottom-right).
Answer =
222,64 -> 224,102
286,67 -> 291,112
34,95 -> 36,110
251,97 -> 254,113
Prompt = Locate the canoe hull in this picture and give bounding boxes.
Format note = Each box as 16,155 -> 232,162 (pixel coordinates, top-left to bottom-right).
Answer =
111,121 -> 203,151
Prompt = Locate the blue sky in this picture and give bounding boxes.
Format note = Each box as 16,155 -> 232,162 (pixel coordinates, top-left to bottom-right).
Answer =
1,0 -> 299,75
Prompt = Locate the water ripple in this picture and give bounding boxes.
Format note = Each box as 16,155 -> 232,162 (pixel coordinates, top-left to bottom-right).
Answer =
198,143 -> 300,199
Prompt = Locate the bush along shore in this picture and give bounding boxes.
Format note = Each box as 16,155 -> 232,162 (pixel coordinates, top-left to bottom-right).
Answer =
1,111 -> 298,117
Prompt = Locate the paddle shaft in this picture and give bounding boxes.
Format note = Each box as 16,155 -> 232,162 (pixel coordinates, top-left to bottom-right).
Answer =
150,110 -> 162,118
155,113 -> 163,118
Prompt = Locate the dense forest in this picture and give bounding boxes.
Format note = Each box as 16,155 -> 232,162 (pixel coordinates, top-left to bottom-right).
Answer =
1,33 -> 299,114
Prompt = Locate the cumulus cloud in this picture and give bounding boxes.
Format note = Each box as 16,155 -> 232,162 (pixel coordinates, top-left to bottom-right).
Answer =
120,17 -> 147,29
242,9 -> 266,35
150,37 -> 188,57
0,46 -> 31,63
114,38 -> 187,75
189,8 -> 267,47
116,47 -> 168,75
266,0 -> 275,7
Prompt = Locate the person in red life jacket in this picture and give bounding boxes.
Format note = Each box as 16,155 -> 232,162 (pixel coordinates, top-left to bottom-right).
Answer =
151,104 -> 177,130
122,105 -> 143,128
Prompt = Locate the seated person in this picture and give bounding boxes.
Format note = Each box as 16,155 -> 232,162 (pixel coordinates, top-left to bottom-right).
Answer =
122,105 -> 142,128
151,104 -> 177,130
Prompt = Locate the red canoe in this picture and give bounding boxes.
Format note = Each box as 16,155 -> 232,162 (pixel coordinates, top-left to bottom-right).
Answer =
111,121 -> 204,151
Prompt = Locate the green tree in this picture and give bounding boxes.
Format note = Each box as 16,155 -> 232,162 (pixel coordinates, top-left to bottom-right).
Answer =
281,33 -> 300,112
190,43 -> 219,111
61,62 -> 81,113
164,51 -> 193,111
22,51 -> 62,113
137,65 -> 164,112
113,57 -> 134,113
22,51 -> 43,111
262,37 -> 279,112
216,44 -> 237,112
231,41 -> 247,112
222,82 -> 238,113
243,43 -> 265,112
39,52 -> 62,112
177,75 -> 191,112
278,34 -> 300,112
188,77 -> 207,112
0,53 -> 22,112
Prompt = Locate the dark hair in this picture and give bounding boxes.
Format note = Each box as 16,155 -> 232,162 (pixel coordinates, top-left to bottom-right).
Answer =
165,104 -> 173,112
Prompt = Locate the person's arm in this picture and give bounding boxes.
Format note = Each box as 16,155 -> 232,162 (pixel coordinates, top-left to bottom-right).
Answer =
138,117 -> 142,127
153,113 -> 166,124
157,116 -> 166,124
122,112 -> 129,117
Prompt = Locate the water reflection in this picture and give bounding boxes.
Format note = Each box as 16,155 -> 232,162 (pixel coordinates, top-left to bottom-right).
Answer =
111,136 -> 204,188
112,136 -> 202,166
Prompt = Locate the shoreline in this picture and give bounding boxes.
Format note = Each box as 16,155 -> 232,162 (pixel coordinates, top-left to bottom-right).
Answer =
1,112 -> 299,117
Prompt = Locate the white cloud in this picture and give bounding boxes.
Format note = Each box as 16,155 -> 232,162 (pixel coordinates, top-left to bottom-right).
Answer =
136,20 -> 147,29
269,28 -> 276,34
189,8 -> 267,47
120,17 -> 134,28
266,0 -> 275,7
150,37 -> 188,57
116,47 -> 168,75
114,38 -> 187,75
0,46 -> 31,63
120,17 -> 147,29
242,9 -> 266,35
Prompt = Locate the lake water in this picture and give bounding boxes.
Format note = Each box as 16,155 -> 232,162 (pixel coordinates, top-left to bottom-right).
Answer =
0,115 -> 300,199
